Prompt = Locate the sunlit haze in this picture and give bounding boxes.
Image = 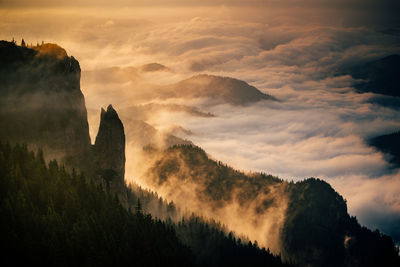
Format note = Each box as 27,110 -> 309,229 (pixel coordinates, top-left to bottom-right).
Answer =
2,0 -> 399,245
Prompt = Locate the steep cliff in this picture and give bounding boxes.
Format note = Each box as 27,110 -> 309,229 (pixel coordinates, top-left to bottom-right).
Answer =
0,41 -> 128,203
0,40 -> 91,170
93,104 -> 127,205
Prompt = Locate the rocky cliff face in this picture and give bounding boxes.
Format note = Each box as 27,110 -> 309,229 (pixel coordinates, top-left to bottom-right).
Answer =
0,41 -> 127,204
93,105 -> 127,206
0,40 -> 91,171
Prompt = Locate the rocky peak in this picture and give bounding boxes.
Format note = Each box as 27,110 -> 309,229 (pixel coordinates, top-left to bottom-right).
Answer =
94,104 -> 127,205
0,40 -> 90,171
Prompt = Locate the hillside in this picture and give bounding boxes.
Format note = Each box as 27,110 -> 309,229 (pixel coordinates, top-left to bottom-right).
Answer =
2,40 -> 399,267
142,144 -> 400,267
0,142 -> 194,266
0,41 -> 290,266
342,54 -> 400,98
167,74 -> 276,105
82,67 -> 275,106
0,142 -> 291,267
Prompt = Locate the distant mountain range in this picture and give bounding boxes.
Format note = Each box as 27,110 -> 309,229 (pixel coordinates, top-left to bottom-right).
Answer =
369,131 -> 400,168
342,54 -> 400,98
339,54 -> 400,169
83,66 -> 275,106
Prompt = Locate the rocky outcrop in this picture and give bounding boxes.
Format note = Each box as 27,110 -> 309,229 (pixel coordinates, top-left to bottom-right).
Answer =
93,104 -> 127,206
0,40 -> 91,171
0,41 -> 128,205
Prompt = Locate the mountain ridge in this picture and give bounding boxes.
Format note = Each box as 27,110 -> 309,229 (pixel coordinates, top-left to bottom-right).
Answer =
1,40 -> 399,267
141,144 -> 400,266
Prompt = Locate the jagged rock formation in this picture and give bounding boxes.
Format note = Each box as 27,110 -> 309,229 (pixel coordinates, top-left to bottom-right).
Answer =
2,40 -> 399,266
93,104 -> 127,206
0,40 -> 91,171
0,41 -> 128,203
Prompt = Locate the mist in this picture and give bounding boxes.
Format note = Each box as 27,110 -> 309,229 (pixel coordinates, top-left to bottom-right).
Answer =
1,0 -> 400,244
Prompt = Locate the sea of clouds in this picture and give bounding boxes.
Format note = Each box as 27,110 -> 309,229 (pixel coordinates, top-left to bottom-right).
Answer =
1,1 -> 399,241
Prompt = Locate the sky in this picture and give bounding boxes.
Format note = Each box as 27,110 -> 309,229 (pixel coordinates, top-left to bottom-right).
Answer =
1,0 -> 400,241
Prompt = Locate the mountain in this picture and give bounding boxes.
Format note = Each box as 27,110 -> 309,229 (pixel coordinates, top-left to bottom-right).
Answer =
0,41 -> 127,200
343,54 -> 400,98
82,67 -> 275,106
122,119 -> 192,149
139,63 -> 172,73
0,40 -> 91,171
142,144 -> 400,267
0,41 -> 290,266
93,105 -> 128,206
0,142 -> 195,267
369,130 -> 400,168
167,74 -> 276,105
2,40 -> 399,266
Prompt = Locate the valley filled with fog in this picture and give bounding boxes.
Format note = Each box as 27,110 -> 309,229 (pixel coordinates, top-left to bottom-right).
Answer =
2,1 -> 399,243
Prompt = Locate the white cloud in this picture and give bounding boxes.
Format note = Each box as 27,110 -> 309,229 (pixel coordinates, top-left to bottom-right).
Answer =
2,3 -> 400,241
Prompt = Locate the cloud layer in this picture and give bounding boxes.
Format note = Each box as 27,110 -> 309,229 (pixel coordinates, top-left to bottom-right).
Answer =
1,3 -> 400,242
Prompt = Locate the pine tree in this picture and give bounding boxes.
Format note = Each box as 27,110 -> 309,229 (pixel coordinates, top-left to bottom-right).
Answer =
135,198 -> 142,214
21,38 -> 26,47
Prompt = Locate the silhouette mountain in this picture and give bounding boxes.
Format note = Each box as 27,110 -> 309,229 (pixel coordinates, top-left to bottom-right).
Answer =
2,40 -> 399,267
83,67 -> 276,106
369,130 -> 400,168
0,41 -> 126,200
0,40 -> 91,170
140,62 -> 172,73
144,144 -> 400,267
167,74 -> 276,105
343,54 -> 400,97
0,40 -> 290,267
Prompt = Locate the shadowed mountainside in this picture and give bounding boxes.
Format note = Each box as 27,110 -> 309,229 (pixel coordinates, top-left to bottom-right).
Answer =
0,41 -> 291,266
0,41 -> 126,200
342,54 -> 400,98
82,67 -> 276,106
369,130 -> 400,168
1,40 -> 399,267
142,144 -> 400,267
166,74 -> 276,105
0,40 -> 91,170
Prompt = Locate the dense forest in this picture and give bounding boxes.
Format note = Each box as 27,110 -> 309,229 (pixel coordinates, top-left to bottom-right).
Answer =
144,144 -> 400,267
0,142 -> 194,266
0,142 -> 290,266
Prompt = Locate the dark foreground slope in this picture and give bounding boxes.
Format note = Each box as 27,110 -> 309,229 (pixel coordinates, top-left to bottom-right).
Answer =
0,142 -> 290,267
144,144 -> 400,267
0,143 -> 194,267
